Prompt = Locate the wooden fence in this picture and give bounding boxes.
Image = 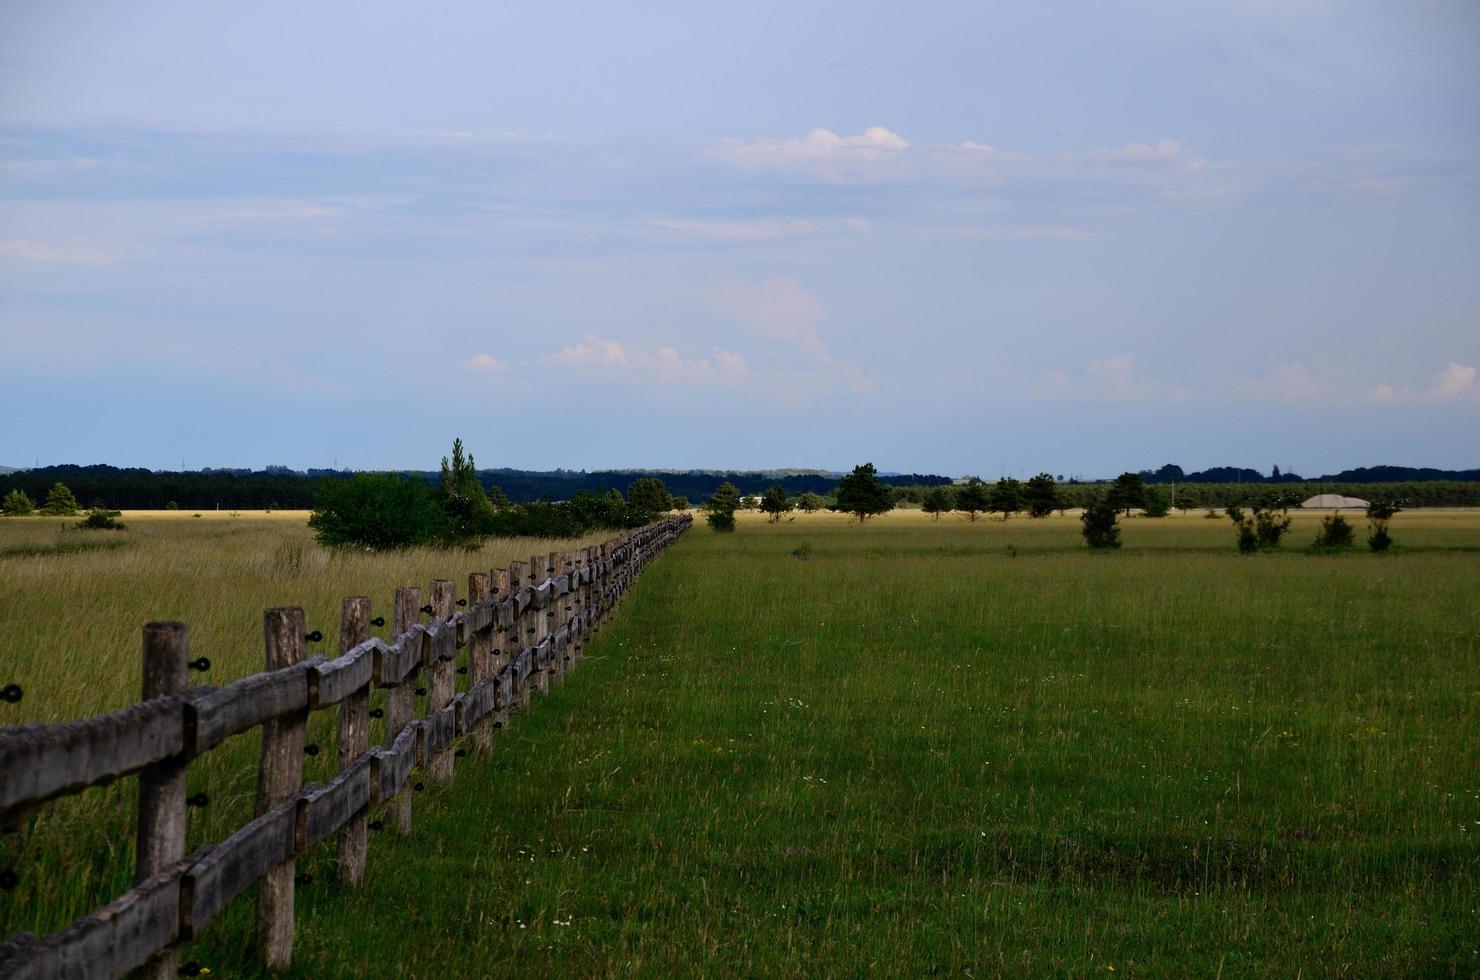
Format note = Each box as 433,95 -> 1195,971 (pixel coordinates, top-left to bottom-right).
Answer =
0,514 -> 691,979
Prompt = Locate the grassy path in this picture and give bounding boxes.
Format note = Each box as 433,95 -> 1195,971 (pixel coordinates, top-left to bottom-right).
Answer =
157,513 -> 1480,974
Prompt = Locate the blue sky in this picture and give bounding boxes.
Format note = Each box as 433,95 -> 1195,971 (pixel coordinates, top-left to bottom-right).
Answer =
2,1 -> 1477,477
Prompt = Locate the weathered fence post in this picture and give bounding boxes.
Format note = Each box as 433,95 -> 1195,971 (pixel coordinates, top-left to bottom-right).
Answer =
428,579 -> 456,782
467,572 -> 493,751
336,597 -> 371,887
572,548 -> 588,661
137,621 -> 189,980
387,587 -> 421,837
508,561 -> 531,710
256,607 -> 308,972
557,551 -> 575,678
491,566 -> 511,677
531,554 -> 552,695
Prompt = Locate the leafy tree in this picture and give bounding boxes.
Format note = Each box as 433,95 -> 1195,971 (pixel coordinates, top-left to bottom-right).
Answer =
759,484 -> 791,523
310,473 -> 444,550
1312,514 -> 1354,549
796,491 -> 825,513
41,482 -> 80,516
832,463 -> 894,523
1106,472 -> 1147,516
706,481 -> 741,532
954,478 -> 990,522
627,477 -> 674,518
2,489 -> 34,516
921,485 -> 954,520
1366,498 -> 1401,552
1081,495 -> 1121,549
1143,487 -> 1171,518
437,438 -> 494,543
988,477 -> 1024,520
1025,473 -> 1058,518
671,495 -> 691,510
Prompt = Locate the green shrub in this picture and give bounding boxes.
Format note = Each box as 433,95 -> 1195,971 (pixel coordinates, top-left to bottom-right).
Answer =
627,478 -> 674,521
1226,504 -> 1291,551
2,489 -> 34,516
1143,487 -> 1171,518
76,508 -> 126,530
1366,498 -> 1401,552
309,473 -> 444,550
1312,514 -> 1354,549
1081,495 -> 1121,549
706,482 -> 741,532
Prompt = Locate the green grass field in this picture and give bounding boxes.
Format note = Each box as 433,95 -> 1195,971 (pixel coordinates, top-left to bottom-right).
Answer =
3,509 -> 1479,976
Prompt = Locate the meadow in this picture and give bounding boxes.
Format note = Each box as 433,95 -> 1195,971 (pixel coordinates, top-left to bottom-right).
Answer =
2,508 -> 1478,976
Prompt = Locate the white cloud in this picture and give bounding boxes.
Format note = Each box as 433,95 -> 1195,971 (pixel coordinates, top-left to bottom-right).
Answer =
0,239 -> 113,264
707,276 -> 874,395
1366,383 -> 1413,404
465,353 -> 505,372
1360,361 -> 1476,405
546,334 -> 749,387
1425,361 -> 1476,402
710,126 -> 910,183
1090,138 -> 1207,171
1235,360 -> 1479,407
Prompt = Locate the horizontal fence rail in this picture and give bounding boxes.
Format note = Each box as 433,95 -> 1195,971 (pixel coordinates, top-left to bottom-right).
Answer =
0,514 -> 691,979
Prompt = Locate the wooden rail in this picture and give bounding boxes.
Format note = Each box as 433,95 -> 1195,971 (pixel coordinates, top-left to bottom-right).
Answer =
0,514 -> 691,978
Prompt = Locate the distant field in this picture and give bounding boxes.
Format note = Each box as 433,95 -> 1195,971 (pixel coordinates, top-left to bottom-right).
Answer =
3,509 -> 1478,976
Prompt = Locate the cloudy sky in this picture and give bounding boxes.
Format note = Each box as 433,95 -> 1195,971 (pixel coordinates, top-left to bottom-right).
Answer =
2,1 -> 1477,477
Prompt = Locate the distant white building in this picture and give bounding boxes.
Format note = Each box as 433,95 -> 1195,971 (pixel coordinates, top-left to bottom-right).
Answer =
1300,493 -> 1369,510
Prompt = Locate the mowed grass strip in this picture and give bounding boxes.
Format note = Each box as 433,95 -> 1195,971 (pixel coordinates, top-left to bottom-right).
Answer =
154,510 -> 1480,977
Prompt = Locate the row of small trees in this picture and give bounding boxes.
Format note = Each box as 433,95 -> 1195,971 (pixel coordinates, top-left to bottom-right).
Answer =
3,483 -> 83,517
1077,494 -> 1403,552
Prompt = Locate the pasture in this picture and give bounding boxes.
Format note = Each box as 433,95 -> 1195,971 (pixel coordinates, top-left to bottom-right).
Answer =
2,509 -> 1478,976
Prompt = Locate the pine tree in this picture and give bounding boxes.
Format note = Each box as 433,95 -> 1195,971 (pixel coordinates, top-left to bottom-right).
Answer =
41,482 -> 79,516
921,486 -> 954,520
954,478 -> 990,522
833,463 -> 894,523
3,489 -> 35,516
706,482 -> 741,532
759,484 -> 791,523
1025,473 -> 1058,518
988,477 -> 1025,520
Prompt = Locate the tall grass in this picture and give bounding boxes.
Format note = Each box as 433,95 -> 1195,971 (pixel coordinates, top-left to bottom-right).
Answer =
3,509 -> 1478,976
0,511 -> 607,942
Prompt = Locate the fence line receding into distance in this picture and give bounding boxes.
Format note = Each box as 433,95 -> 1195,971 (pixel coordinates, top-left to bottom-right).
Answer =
0,514 -> 692,979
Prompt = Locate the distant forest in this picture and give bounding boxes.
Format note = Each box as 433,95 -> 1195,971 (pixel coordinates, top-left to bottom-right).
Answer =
2,463 -> 1476,511
0,465 -> 951,511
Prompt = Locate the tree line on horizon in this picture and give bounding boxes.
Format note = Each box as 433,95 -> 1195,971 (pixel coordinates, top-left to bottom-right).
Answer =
5,462 -> 1480,516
